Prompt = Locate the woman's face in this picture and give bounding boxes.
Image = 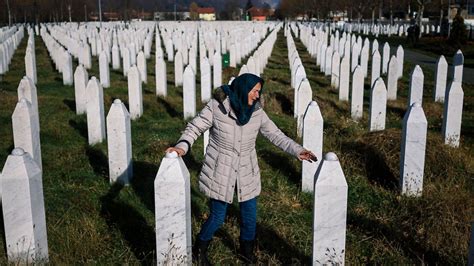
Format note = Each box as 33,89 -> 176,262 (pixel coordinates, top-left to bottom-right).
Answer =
248,82 -> 261,106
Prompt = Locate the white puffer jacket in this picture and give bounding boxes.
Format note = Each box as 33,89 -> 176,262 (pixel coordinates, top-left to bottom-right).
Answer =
175,90 -> 304,203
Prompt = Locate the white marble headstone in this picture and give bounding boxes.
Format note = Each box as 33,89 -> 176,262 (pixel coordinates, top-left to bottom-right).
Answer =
200,57 -> 211,103
183,66 -> 196,119
369,78 -> 387,131
86,77 -> 106,145
63,52 -> 73,86
213,51 -> 222,89
107,99 -> 133,185
312,152 -> 347,265
296,79 -> 313,138
154,152 -> 192,264
351,66 -> 364,120
400,102 -> 427,197
339,56 -> 350,102
175,51 -> 184,87
442,81 -> 464,147
155,56 -> 167,97
408,65 -> 424,106
99,51 -> 110,88
17,76 -> 40,133
2,148 -> 49,263
371,50 -> 381,87
12,98 -> 42,171
137,51 -> 147,84
387,55 -> 398,100
434,55 -> 448,102
302,101 -> 323,193
127,65 -> 143,120
74,65 -> 89,115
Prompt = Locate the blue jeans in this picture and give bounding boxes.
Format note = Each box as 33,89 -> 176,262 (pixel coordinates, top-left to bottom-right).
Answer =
197,197 -> 257,241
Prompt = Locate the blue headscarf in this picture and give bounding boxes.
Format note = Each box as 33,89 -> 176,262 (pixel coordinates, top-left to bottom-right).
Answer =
221,73 -> 264,125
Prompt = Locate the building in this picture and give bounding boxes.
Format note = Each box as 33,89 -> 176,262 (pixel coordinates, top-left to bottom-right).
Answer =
247,7 -> 273,21
197,7 -> 216,21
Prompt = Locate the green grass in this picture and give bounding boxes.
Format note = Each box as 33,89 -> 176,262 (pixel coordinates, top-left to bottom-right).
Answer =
0,28 -> 472,264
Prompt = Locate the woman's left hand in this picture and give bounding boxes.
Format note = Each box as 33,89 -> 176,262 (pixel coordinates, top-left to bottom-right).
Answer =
298,149 -> 318,163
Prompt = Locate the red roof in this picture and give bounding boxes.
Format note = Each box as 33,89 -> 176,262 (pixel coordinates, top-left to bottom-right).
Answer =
197,7 -> 215,14
248,7 -> 269,17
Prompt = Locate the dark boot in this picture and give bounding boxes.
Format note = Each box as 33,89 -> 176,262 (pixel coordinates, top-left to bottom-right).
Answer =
193,238 -> 212,266
239,239 -> 257,264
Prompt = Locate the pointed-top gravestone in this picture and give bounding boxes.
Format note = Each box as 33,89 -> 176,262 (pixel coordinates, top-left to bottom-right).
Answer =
213,51 -> 222,88
122,47 -> 131,77
434,55 -> 448,102
74,65 -> 89,115
128,65 -> 143,120
400,102 -> 427,197
442,81 -> 464,147
396,45 -> 404,78
137,51 -> 147,84
25,48 -> 37,85
63,52 -> 73,86
2,148 -> 49,263
369,78 -> 387,131
331,51 -> 341,88
302,101 -> 323,193
112,44 -> 120,70
200,57 -> 211,103
155,151 -> 192,264
12,98 -> 42,171
453,50 -> 463,83
351,66 -> 364,120
409,65 -> 424,106
86,77 -> 106,145
371,50 -> 381,87
339,56 -> 350,101
175,51 -> 184,87
17,76 -> 39,132
107,99 -> 133,185
296,79 -> 313,138
312,152 -> 347,265
99,51 -> 110,88
387,55 -> 399,100
183,66 -> 196,120
382,42 -> 390,74
156,56 -> 167,97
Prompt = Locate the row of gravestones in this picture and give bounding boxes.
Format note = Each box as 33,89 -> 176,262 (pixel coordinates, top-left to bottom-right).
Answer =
284,23 -> 348,264
294,21 -> 466,193
282,20 -> 468,264
238,23 -> 282,77
0,26 -> 24,77
298,22 -> 465,146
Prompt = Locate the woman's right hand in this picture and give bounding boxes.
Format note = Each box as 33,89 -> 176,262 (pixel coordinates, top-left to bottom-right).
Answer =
165,147 -> 185,157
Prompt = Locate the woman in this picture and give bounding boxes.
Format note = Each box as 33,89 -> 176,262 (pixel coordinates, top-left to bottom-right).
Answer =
166,73 -> 317,264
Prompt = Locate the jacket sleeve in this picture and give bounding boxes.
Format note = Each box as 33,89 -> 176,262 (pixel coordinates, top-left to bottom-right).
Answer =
174,100 -> 214,155
259,110 -> 305,158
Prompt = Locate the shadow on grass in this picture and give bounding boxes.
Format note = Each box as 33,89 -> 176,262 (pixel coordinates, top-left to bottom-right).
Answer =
100,183 -> 156,264
259,148 -> 300,187
85,146 -> 109,181
68,119 -> 88,139
342,141 -> 398,191
63,99 -> 76,113
273,92 -> 293,116
256,223 -> 310,264
131,161 -> 157,213
156,97 -> 181,118
348,212 -> 446,264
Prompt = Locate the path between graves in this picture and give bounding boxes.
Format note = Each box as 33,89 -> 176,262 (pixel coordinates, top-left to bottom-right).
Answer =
391,47 -> 474,84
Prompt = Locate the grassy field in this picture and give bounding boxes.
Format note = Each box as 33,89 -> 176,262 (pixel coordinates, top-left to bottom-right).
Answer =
0,27 -> 473,264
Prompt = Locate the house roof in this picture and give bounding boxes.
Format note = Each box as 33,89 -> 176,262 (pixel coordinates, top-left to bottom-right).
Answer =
197,7 -> 215,14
